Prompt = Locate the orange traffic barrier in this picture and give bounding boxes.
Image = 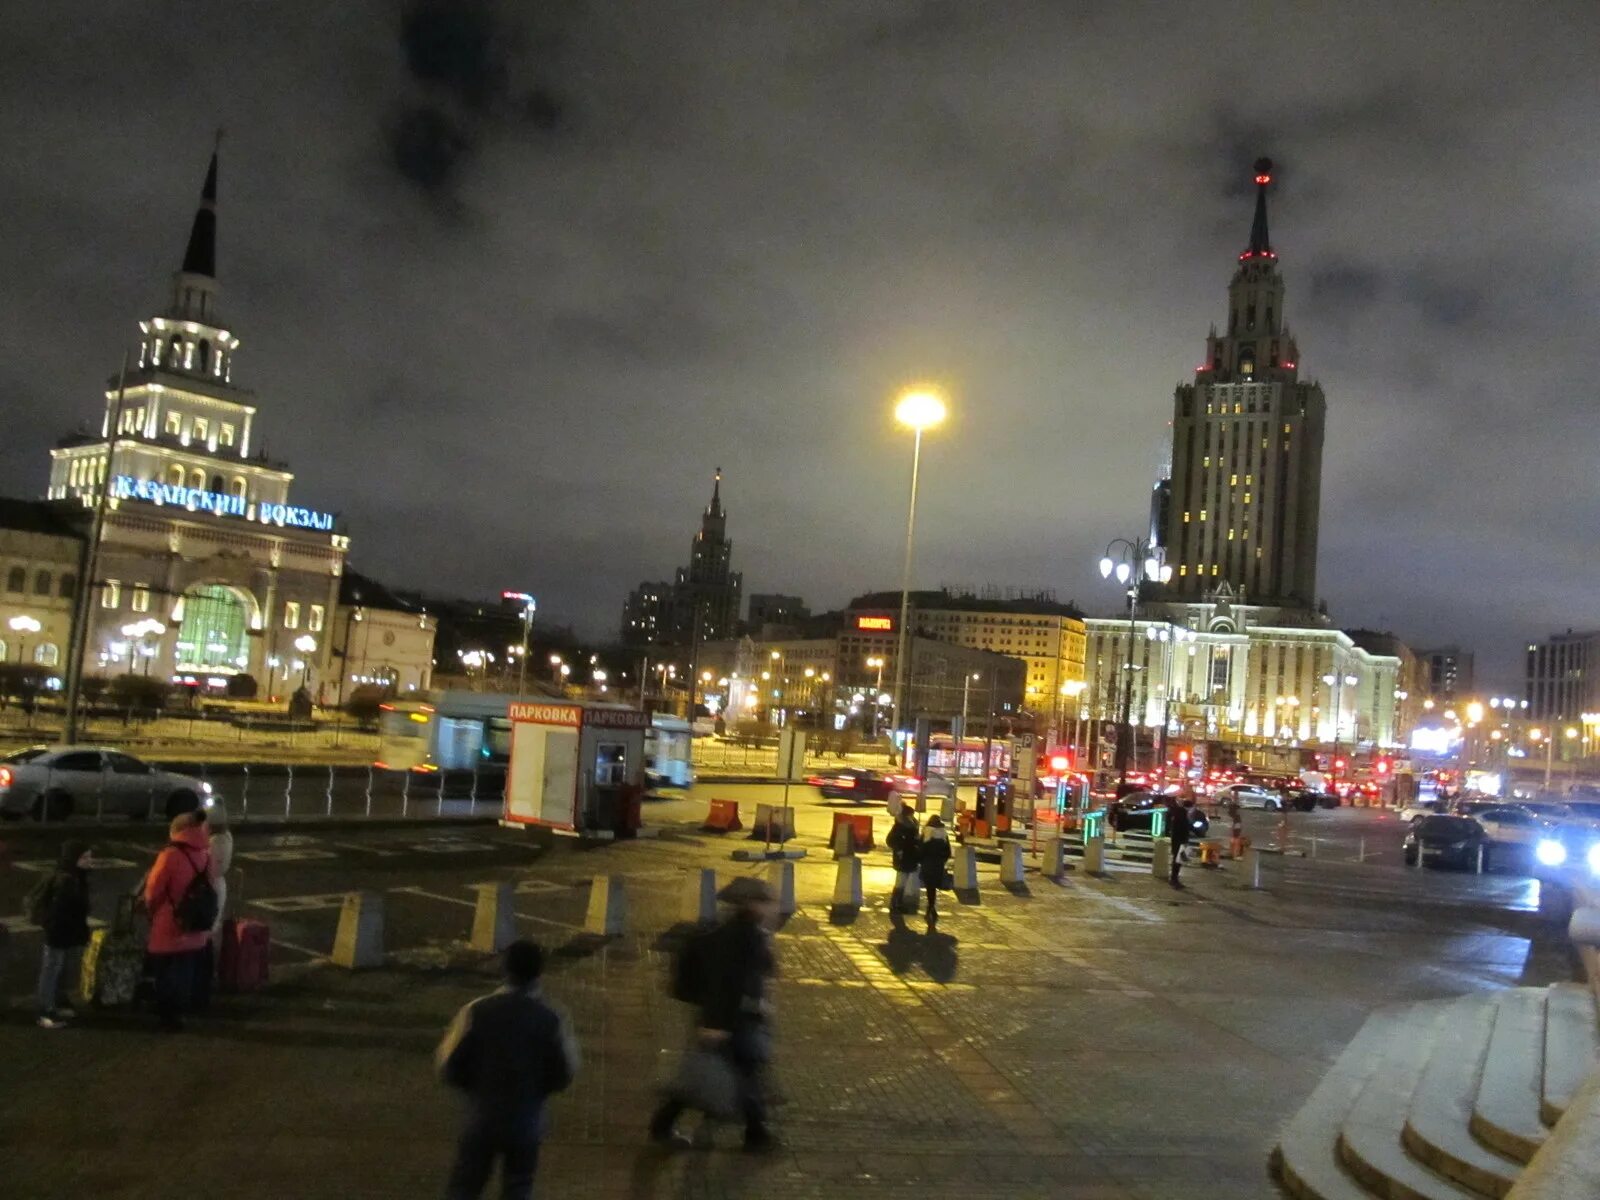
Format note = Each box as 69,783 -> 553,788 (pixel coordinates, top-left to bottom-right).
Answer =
973,818 -> 991,839
955,810 -> 975,837
1229,833 -> 1250,859
830,811 -> 875,854
702,799 -> 743,833
1196,840 -> 1222,867
996,812 -> 1013,834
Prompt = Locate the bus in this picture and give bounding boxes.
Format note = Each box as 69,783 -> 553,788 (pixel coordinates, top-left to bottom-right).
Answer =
376,691 -> 522,772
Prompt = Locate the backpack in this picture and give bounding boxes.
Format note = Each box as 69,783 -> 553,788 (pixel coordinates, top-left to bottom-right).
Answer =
171,846 -> 219,933
25,875 -> 55,927
670,929 -> 712,1006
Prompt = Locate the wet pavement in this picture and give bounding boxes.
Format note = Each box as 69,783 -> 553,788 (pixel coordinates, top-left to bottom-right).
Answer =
0,807 -> 1574,1199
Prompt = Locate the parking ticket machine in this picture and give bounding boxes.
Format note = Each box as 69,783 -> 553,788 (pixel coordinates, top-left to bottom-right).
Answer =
502,701 -> 649,835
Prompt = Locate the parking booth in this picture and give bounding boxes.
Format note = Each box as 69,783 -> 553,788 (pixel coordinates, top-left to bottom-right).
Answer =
501,701 -> 650,838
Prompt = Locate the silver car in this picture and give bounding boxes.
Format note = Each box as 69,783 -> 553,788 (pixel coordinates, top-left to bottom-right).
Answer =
1216,783 -> 1284,811
0,746 -> 212,821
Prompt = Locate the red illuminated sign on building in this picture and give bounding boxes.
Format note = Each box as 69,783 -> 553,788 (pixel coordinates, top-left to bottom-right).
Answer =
855,615 -> 894,632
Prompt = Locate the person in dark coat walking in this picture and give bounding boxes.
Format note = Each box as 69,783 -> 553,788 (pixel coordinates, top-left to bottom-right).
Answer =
437,939 -> 580,1200
918,815 -> 952,923
651,876 -> 780,1151
1166,797 -> 1193,887
35,840 -> 92,1028
885,807 -> 921,911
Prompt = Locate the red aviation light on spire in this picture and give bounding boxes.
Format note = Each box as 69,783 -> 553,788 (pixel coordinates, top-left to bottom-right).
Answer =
1254,171 -> 1272,185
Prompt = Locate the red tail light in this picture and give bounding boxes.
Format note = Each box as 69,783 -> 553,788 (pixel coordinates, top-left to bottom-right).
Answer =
0,766 -> 10,788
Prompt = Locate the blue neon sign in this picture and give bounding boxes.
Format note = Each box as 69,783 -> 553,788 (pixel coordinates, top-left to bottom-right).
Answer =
112,475 -> 335,532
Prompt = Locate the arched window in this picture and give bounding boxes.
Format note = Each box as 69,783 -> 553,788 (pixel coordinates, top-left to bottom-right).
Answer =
210,474 -> 224,493
58,572 -> 75,599
33,570 -> 51,595
5,566 -> 24,593
166,463 -> 186,486
35,643 -> 59,667
231,477 -> 247,499
189,468 -> 206,490
198,339 -> 211,372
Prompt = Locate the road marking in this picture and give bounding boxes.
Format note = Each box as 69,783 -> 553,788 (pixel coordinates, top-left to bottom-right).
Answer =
0,915 -> 107,935
390,884 -> 581,931
12,857 -> 138,873
514,879 -> 564,895
272,937 -> 328,960
326,841 -> 406,858
402,841 -> 495,854
236,848 -> 340,863
249,893 -> 350,913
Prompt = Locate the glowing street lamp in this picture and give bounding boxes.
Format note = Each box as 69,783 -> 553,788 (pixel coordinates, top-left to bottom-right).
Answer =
1098,536 -> 1171,788
888,385 -> 947,763
8,614 -> 42,665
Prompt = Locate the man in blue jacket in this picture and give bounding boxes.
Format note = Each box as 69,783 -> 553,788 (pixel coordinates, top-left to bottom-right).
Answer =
437,940 -> 581,1200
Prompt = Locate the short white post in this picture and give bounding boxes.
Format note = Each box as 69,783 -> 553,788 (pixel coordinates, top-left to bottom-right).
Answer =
1083,833 -> 1106,875
469,881 -> 517,953
832,821 -> 855,859
767,860 -> 797,916
686,868 -> 718,925
331,891 -> 384,969
1042,837 -> 1066,880
832,855 -> 863,909
584,874 -> 627,937
1000,841 -> 1025,886
1246,847 -> 1262,890
1151,836 -> 1173,881
953,844 -> 980,891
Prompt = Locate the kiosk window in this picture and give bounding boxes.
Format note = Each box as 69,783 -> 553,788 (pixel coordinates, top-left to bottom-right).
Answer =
595,743 -> 627,787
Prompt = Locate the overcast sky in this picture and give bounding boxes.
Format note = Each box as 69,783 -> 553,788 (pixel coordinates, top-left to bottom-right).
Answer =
2,2 -> 1596,687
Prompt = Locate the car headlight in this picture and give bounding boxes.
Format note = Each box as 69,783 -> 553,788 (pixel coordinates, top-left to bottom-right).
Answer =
201,781 -> 213,795
1536,838 -> 1568,867
1588,844 -> 1600,875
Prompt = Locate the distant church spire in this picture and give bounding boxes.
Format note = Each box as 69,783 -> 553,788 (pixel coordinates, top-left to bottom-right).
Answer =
1244,156 -> 1274,260
706,467 -> 723,518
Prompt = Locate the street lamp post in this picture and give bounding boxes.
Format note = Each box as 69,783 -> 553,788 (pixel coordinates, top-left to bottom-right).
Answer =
1149,624 -> 1195,785
865,655 -> 885,739
502,592 -> 536,696
294,634 -> 318,691
888,386 -> 947,765
8,614 -> 42,666
1530,726 -> 1580,789
958,671 -> 980,778
1098,537 -> 1172,790
121,620 -> 166,678
1321,671 -> 1359,787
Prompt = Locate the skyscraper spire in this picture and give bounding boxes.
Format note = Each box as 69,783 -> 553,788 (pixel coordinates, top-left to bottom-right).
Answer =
1243,156 -> 1274,260
707,467 -> 723,518
180,139 -> 220,278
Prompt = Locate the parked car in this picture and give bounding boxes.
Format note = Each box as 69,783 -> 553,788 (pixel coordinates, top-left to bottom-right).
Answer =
1287,789 -> 1340,812
1110,792 -> 1211,838
1215,783 -> 1284,811
1470,806 -> 1549,853
0,746 -> 212,821
1403,814 -> 1489,870
1398,797 -> 1447,824
811,767 -> 895,802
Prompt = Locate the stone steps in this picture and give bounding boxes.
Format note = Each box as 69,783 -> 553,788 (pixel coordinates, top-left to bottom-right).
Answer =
1402,998 -> 1521,1198
1540,983 -> 1600,1128
1275,984 -> 1599,1200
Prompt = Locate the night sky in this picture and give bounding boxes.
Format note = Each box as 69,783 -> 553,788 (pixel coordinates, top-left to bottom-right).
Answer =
2,3 -> 1596,686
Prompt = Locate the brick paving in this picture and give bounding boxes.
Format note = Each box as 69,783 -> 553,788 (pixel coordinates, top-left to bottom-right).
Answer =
0,816 -> 1574,1199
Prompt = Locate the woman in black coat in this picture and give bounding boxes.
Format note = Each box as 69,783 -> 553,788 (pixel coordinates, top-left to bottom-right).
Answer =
885,807 -> 921,911
917,816 -> 953,924
35,840 -> 92,1028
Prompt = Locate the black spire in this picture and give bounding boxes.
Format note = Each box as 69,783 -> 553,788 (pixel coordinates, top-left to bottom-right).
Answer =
1245,156 -> 1273,259
180,146 -> 219,278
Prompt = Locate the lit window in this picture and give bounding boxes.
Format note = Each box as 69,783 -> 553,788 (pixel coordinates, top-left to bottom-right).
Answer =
231,477 -> 246,499
131,585 -> 150,613
1245,474 -> 1253,484
165,411 -> 182,435
166,464 -> 185,486
309,604 -> 324,633
284,601 -> 300,629
1178,566 -> 1187,577
220,424 -> 235,447
102,580 -> 122,609
1199,510 -> 1207,521
1282,423 -> 1291,434
1211,565 -> 1219,576
1243,493 -> 1252,504
1182,511 -> 1191,523
193,417 -> 208,441
1228,529 -> 1235,541
35,642 -> 59,667
1203,456 -> 1211,467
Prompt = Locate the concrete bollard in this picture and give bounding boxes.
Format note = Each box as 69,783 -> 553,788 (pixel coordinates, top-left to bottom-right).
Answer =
1151,837 -> 1172,881
1000,841 -> 1025,886
685,868 -> 719,926
332,891 -> 384,969
1042,837 -> 1067,880
767,860 -> 797,916
953,845 -> 980,892
584,874 -> 627,937
832,821 -> 855,859
832,855 -> 863,909
469,881 -> 518,953
1082,833 -> 1106,875
1245,847 -> 1263,890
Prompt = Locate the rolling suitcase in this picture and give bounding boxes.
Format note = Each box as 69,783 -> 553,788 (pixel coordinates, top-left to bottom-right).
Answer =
80,925 -> 144,1007
219,918 -> 270,992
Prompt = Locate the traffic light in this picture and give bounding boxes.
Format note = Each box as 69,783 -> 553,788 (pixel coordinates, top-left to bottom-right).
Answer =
1176,749 -> 1190,764
1334,757 -> 1347,771
1049,755 -> 1070,772
1375,758 -> 1391,776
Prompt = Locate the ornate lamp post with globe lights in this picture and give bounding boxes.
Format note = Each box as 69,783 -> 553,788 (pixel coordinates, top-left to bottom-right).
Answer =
1098,538 -> 1171,790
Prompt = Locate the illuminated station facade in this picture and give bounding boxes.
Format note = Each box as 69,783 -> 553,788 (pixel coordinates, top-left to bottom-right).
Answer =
41,152 -> 354,695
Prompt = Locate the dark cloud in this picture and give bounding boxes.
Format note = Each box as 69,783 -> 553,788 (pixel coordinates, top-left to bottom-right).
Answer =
2,1 -> 1599,687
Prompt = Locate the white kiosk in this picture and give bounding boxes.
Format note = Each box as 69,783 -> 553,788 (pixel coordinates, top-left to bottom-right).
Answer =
502,700 -> 650,836
646,714 -> 695,789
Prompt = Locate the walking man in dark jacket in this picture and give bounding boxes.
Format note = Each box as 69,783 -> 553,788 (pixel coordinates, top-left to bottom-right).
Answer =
1166,797 -> 1192,887
918,815 -> 953,924
885,807 -> 920,911
651,876 -> 779,1151
34,840 -> 92,1029
437,940 -> 580,1200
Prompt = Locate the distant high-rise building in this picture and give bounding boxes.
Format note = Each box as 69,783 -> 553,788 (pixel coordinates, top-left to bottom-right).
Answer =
1422,645 -> 1474,703
1524,635 -> 1589,721
1160,158 -> 1326,609
746,593 -> 809,631
619,470 -> 743,646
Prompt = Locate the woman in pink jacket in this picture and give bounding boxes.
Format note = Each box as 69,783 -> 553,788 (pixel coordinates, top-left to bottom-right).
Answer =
144,813 -> 215,1031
